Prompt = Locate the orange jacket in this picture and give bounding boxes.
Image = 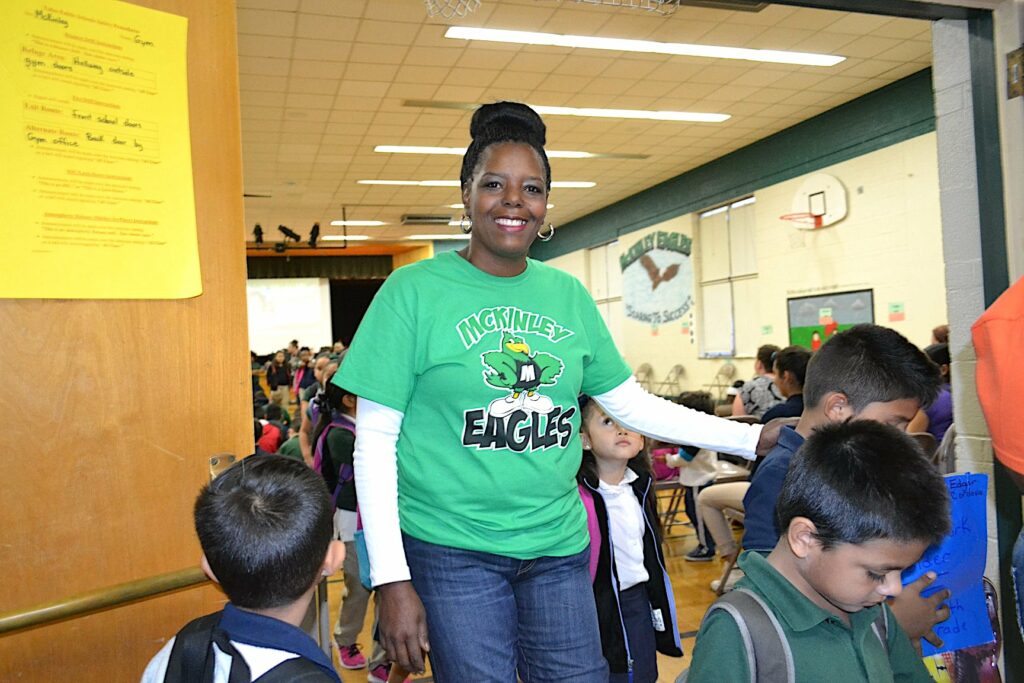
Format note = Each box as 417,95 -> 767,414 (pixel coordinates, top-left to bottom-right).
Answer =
973,276 -> 1024,474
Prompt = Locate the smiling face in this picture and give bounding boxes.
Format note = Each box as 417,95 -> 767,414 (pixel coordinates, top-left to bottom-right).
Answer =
462,142 -> 548,276
580,405 -> 644,465
799,535 -> 929,614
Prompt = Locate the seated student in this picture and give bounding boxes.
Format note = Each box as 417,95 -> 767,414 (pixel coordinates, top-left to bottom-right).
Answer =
760,346 -> 811,423
141,456 -> 345,682
908,342 -> 953,442
667,391 -> 721,562
741,324 -> 950,646
732,344 -> 783,419
687,421 -> 951,682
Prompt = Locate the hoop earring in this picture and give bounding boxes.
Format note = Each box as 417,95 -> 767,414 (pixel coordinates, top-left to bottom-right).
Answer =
537,224 -> 555,242
460,215 -> 472,234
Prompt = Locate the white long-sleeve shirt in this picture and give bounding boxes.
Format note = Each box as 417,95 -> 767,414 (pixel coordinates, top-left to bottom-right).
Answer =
354,377 -> 761,586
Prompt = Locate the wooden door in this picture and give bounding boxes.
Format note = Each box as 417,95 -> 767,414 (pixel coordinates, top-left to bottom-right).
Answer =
0,1 -> 250,680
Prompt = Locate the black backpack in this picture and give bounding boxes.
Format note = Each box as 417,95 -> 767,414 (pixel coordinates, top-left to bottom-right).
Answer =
163,611 -> 335,682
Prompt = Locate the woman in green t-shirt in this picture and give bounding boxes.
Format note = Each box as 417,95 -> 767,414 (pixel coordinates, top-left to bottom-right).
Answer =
336,102 -> 765,682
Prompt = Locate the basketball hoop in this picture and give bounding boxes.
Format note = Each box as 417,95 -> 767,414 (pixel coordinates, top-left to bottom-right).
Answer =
779,212 -> 824,229
423,0 -> 481,18
570,0 -> 679,15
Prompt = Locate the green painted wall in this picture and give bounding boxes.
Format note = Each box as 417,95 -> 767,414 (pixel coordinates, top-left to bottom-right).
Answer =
532,68 -> 936,260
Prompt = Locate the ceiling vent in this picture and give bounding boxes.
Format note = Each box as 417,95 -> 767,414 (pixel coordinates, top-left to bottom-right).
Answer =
401,214 -> 453,225
676,0 -> 768,11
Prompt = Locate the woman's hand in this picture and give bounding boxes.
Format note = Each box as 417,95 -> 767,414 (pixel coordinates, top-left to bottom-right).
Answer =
378,580 -> 430,673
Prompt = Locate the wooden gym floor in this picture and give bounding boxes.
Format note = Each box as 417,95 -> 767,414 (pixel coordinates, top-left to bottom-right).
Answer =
327,514 -> 734,683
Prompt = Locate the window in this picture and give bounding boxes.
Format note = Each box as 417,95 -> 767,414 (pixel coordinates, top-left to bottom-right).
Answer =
586,240 -> 623,351
697,197 -> 758,357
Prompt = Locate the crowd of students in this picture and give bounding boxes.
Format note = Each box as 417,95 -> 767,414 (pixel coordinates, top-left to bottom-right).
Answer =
143,101 -> 968,683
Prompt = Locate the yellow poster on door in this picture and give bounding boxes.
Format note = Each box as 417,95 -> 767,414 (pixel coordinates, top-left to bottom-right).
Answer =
0,0 -> 201,299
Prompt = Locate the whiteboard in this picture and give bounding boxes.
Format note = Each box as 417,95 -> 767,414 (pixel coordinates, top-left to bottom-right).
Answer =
246,278 -> 333,355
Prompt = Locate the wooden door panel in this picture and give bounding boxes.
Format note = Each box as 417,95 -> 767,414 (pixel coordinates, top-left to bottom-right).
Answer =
0,1 -> 250,680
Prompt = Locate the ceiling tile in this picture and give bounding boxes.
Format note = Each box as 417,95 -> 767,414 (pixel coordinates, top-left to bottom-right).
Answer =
348,42 -> 408,65
338,80 -> 391,97
295,13 -> 359,41
444,68 -> 501,87
836,35 -> 905,60
238,56 -> 290,76
242,90 -> 286,108
290,59 -> 347,79
293,38 -> 352,62
286,92 -> 336,109
237,34 -> 294,59
286,108 -> 331,122
299,0 -> 366,18
240,0 -> 300,10
481,2 -> 558,31
405,46 -> 465,67
394,65 -> 451,84
872,19 -> 931,40
240,74 -> 289,93
288,77 -> 340,95
356,20 -> 422,45
237,9 -> 298,37
598,59 -> 663,81
242,106 -> 286,121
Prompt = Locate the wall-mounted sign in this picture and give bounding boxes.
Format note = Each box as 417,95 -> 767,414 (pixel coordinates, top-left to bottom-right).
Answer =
620,231 -> 693,327
1,0 -> 201,299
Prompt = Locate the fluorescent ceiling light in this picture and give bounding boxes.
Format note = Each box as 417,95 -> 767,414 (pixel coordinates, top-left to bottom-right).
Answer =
409,234 -> 471,240
532,105 -> 727,123
375,145 -> 645,159
329,220 -> 386,226
449,203 -> 554,209
730,197 -> 756,209
404,99 -> 726,123
321,235 -> 371,241
359,180 -> 594,188
444,26 -> 844,67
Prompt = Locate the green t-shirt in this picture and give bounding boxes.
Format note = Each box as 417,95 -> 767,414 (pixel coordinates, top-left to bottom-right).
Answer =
336,251 -> 631,558
276,435 -> 303,461
687,551 -> 933,683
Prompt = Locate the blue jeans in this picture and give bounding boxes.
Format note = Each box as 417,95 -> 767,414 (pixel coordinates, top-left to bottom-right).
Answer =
1012,527 -> 1024,640
403,533 -> 609,683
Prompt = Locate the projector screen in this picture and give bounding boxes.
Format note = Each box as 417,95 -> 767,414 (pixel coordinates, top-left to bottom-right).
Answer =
247,278 -> 333,355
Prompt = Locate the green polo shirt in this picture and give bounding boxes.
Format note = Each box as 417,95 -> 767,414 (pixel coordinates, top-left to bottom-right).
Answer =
687,552 -> 932,682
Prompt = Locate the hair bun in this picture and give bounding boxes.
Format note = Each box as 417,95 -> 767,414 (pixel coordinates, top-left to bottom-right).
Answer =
470,101 -> 546,147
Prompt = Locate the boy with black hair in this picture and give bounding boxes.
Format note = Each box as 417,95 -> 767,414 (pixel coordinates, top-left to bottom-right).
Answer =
743,324 -> 941,555
141,456 -> 344,682
738,323 -> 948,647
760,345 -> 811,423
687,421 -> 950,681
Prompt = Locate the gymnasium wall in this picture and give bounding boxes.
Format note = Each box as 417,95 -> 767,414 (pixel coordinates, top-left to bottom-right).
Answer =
547,132 -> 947,394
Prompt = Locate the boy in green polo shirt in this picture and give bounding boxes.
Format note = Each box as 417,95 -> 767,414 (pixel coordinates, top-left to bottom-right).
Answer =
687,421 -> 950,682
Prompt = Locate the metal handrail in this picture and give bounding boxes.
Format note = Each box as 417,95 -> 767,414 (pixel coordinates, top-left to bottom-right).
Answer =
0,566 -> 210,636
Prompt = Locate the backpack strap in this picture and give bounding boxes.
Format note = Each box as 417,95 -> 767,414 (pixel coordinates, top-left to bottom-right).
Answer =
872,604 -> 889,658
706,588 -> 795,683
163,611 -> 250,683
254,656 -> 337,682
